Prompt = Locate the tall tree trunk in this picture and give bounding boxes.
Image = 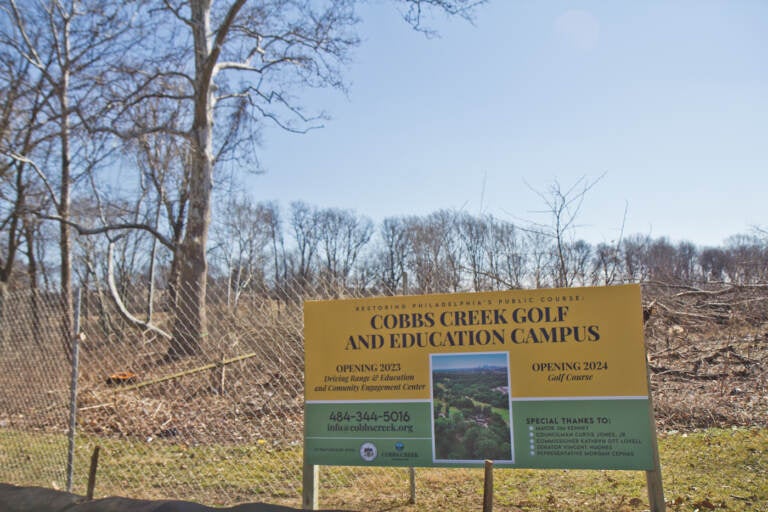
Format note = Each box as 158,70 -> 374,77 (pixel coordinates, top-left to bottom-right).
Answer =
168,0 -> 215,358
24,221 -> 43,347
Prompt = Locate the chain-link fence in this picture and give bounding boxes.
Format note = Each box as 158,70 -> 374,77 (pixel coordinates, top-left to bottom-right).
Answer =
0,290 -> 72,490
0,281 -> 418,509
6,279 -> 765,509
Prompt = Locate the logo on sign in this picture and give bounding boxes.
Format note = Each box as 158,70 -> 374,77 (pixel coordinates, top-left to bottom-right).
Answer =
360,442 -> 378,462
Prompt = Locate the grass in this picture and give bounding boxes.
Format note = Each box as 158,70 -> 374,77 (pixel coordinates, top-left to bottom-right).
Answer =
1,427 -> 766,511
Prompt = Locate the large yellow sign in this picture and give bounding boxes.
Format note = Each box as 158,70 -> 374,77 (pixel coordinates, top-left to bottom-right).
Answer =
304,285 -> 655,469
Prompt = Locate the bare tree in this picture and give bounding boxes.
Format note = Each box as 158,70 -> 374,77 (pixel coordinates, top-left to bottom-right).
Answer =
525,175 -> 604,288
92,0 -> 485,356
699,247 -> 729,282
646,237 -> 677,282
406,210 -> 462,293
674,241 -> 698,284
566,239 -> 592,286
456,212 -> 490,291
486,216 -> 526,289
260,201 -> 286,292
130,102 -> 192,304
287,201 -> 320,291
524,228 -> 552,288
593,241 -> 621,285
724,234 -> 766,285
316,207 -> 373,293
210,194 -> 275,308
0,28 -> 52,295
0,0 -> 139,358
377,216 -> 412,294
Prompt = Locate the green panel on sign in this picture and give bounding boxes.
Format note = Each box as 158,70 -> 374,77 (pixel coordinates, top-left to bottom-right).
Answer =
305,399 -> 656,469
305,401 -> 432,437
512,399 -> 655,470
305,437 -> 434,466
305,402 -> 433,466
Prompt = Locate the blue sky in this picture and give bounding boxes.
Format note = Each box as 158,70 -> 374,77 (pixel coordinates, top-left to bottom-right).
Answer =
431,351 -> 509,371
250,1 -> 767,248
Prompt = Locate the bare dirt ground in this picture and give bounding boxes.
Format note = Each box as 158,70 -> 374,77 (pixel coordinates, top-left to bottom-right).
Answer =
641,282 -> 768,430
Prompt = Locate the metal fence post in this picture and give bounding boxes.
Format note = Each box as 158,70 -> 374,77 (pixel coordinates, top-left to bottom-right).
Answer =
302,462 -> 318,510
66,288 -> 82,492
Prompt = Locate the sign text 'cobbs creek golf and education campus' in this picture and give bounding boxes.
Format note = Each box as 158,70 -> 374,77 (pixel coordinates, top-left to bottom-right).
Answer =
303,284 -> 656,470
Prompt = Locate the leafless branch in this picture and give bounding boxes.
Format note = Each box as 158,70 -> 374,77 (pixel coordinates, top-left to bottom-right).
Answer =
107,238 -> 171,340
5,151 -> 59,209
37,213 -> 176,250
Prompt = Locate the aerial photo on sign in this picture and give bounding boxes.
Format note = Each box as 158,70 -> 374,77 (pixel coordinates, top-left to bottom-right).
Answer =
431,352 -> 513,463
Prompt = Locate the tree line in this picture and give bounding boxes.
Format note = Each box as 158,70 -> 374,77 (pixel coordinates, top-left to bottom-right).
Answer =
174,201 -> 768,296
7,195 -> 768,300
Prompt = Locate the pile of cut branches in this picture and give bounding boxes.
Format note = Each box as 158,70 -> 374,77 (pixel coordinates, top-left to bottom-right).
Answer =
642,282 -> 768,430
